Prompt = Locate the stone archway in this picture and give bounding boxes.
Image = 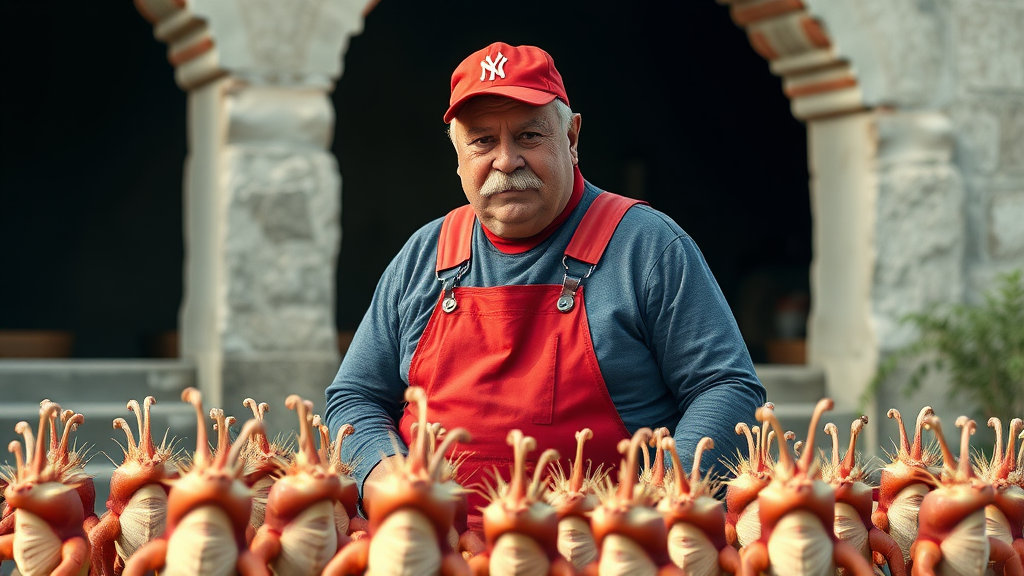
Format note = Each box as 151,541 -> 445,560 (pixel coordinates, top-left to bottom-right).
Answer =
718,0 -> 1024,451
133,0 -> 377,433
134,0 -> 1021,447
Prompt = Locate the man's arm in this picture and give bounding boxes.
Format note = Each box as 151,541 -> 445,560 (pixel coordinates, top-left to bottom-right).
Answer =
324,259 -> 411,501
646,234 -> 766,481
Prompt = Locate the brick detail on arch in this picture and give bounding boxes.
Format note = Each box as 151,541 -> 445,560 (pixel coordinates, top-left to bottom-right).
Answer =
135,0 -> 226,90
718,0 -> 866,120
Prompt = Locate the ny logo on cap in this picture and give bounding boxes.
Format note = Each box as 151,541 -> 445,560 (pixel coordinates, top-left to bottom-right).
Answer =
480,52 -> 508,81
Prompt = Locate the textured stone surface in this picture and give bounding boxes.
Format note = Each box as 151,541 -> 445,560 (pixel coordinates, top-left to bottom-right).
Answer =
873,112 -> 965,352
191,0 -> 368,81
955,3 -> 1024,92
989,193 -> 1024,258
874,165 -> 966,350
950,104 -> 1001,175
1000,102 -> 1024,174
223,146 -> 340,353
804,0 -> 945,108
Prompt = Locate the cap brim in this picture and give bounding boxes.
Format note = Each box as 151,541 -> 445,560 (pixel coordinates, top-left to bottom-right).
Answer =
444,86 -> 558,123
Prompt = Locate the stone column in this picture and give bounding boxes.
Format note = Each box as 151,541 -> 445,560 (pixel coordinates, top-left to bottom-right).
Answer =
717,0 -> 878,422
135,0 -> 372,434
718,0 -> 975,452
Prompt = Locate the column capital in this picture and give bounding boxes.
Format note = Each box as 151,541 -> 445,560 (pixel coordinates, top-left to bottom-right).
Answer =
717,0 -> 865,120
136,0 -> 377,90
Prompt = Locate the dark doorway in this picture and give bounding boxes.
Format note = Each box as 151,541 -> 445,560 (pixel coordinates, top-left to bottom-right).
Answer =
333,0 -> 811,363
0,1 -> 810,364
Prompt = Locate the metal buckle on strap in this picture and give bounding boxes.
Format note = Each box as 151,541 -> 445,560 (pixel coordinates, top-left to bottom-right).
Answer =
437,261 -> 470,313
557,255 -> 595,313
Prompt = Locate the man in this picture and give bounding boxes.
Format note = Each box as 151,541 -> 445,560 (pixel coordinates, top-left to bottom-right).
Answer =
324,41 -> 765,530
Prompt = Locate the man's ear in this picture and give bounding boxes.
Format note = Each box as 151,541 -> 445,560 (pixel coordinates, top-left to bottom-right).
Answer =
568,113 -> 582,166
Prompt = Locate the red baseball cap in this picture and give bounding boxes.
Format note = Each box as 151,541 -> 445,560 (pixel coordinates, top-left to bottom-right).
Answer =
444,42 -> 570,123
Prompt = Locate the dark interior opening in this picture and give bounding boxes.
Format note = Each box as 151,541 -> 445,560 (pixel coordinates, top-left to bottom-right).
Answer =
1,0 -> 810,364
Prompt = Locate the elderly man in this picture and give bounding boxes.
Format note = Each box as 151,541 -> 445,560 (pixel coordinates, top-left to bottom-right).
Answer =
324,41 -> 765,531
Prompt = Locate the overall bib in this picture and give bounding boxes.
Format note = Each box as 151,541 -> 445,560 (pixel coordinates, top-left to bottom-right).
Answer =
399,192 -> 645,532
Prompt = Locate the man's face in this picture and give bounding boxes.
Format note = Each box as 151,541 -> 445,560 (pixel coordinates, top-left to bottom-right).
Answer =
451,97 -> 580,239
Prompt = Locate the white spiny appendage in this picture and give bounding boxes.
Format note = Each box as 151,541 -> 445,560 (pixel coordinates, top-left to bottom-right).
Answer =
833,502 -> 870,561
248,475 -> 274,532
765,510 -> 834,576
666,522 -> 719,575
489,533 -> 551,576
13,508 -> 63,576
115,484 -> 168,562
556,516 -> 597,571
367,508 -> 441,576
597,534 -> 658,576
162,506 -> 239,576
333,500 -> 351,536
984,504 -> 1013,545
888,483 -> 929,565
937,509 -> 990,576
735,501 -> 762,548
446,526 -> 459,551
274,500 -> 338,576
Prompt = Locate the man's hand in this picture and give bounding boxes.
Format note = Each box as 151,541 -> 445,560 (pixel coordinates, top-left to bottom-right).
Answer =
361,454 -> 405,515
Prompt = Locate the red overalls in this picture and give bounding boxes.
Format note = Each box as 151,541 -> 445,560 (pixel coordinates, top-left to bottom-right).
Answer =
398,192 -> 645,532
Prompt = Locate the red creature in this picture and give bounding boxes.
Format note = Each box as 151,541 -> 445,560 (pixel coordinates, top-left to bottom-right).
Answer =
89,397 -> 180,576
724,402 -> 778,549
239,397 -> 291,543
313,418 -> 365,538
121,387 -> 268,576
821,417 -> 906,576
544,428 -> 610,571
0,402 -> 91,576
739,399 -> 873,576
250,395 -> 357,575
467,430 -> 571,576
416,421 -> 482,558
325,386 -> 472,576
872,406 -> 943,567
586,428 -> 684,576
657,436 -> 741,575
975,417 -> 1024,571
911,416 -> 1020,576
639,428 -> 672,502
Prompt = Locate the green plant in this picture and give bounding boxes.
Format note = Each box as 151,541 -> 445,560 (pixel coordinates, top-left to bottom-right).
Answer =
860,269 -> 1024,420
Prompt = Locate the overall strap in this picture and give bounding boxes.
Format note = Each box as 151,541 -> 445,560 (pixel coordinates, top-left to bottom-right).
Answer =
556,192 -> 647,313
565,192 -> 648,266
435,204 -> 476,313
435,204 -> 476,273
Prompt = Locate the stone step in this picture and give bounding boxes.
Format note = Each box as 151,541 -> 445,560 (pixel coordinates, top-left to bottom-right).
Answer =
0,401 -> 197,458
750,364 -> 854,454
0,359 -> 197,403
0,359 -> 199,518
754,363 -> 827,405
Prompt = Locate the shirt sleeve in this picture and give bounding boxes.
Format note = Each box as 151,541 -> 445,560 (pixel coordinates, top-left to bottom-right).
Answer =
324,255 -> 411,499
644,234 -> 766,483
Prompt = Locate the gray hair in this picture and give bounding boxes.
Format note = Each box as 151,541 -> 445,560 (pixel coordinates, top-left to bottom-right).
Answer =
447,99 -> 576,145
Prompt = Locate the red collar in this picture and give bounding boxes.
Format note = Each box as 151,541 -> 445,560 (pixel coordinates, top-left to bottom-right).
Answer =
481,166 -> 585,254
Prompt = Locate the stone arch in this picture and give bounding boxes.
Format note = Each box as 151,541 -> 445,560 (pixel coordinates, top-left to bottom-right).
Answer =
720,0 -> 1012,452
135,0 -> 1020,444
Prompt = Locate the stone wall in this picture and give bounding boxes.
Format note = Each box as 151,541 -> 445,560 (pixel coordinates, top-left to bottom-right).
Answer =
136,0 -> 372,435
799,0 -> 1023,450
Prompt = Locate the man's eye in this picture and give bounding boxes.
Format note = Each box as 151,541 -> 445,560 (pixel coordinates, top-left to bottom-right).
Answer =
470,136 -> 494,145
520,132 -> 541,140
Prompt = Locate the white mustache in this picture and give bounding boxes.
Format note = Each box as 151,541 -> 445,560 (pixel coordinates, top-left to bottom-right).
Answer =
479,169 -> 544,197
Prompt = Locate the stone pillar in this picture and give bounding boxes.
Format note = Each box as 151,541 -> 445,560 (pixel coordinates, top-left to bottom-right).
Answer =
135,0 -> 372,434
717,0 -> 878,421
718,0 -> 977,452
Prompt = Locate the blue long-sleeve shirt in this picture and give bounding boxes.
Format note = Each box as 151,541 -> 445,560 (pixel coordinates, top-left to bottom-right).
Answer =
325,177 -> 766,498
